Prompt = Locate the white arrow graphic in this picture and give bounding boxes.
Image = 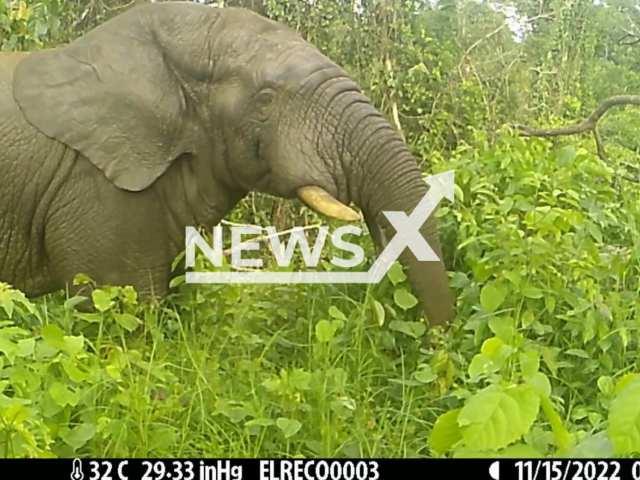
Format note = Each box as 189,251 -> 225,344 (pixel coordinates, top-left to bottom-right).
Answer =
185,169 -> 455,284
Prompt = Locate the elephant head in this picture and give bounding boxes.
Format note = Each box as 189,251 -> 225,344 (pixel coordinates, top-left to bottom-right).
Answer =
11,1 -> 454,327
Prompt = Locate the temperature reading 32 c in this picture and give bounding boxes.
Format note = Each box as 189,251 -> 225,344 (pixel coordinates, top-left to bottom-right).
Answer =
514,461 -> 640,480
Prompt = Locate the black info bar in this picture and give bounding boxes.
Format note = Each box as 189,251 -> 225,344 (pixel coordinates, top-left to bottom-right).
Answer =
0,458 -> 639,480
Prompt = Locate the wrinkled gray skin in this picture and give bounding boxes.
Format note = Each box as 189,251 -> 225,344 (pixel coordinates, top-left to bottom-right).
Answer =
0,2 -> 454,327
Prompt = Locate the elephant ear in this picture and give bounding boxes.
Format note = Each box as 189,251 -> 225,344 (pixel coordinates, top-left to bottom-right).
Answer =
12,13 -> 202,192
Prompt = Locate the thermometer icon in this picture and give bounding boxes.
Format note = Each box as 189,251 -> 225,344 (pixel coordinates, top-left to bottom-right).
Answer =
71,459 -> 84,480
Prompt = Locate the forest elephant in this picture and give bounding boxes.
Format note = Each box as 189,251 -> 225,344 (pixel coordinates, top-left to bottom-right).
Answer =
0,1 -> 454,327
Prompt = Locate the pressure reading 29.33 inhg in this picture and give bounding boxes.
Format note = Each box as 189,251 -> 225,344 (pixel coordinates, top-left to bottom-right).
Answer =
75,459 -> 382,480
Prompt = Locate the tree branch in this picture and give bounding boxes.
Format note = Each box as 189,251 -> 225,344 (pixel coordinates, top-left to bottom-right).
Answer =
517,95 -> 640,163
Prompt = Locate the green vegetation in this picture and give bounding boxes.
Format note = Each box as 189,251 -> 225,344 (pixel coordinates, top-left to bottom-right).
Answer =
1,0 -> 640,459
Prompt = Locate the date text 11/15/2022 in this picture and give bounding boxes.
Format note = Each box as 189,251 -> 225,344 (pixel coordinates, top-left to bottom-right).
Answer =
83,459 -> 382,480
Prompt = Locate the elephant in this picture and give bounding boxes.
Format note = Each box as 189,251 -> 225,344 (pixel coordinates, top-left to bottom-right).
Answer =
0,1 -> 454,327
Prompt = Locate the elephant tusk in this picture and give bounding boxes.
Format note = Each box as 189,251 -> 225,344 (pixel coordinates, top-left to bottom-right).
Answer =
297,186 -> 361,222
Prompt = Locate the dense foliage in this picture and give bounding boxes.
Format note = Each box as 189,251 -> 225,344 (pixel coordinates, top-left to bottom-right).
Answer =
1,0 -> 639,458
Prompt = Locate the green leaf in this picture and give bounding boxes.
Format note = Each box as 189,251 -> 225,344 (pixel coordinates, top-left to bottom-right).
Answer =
525,372 -> 551,397
61,423 -> 96,451
41,324 -> 66,350
387,262 -> 407,285
519,351 -> 540,378
480,281 -> 508,313
556,146 -> 577,167
73,313 -> 102,323
389,320 -> 426,339
328,306 -> 347,321
414,364 -> 436,383
315,320 -> 337,343
567,432 -> 615,458
372,300 -> 385,326
393,288 -> 418,310
608,376 -> 640,455
614,373 -> 637,395
72,274 -> 93,285
245,418 -> 275,428
63,335 -> 84,357
586,222 -> 603,243
498,444 -> 544,458
276,417 -> 302,439
488,316 -> 515,342
468,353 -> 498,380
16,338 -> 35,358
565,349 -> 590,359
114,313 -> 142,332
429,408 -> 462,454
458,383 -> 540,451
49,382 -> 80,407
597,376 -> 614,396
64,297 -> 88,311
521,287 -> 543,299
92,289 -> 114,312
540,394 -> 571,453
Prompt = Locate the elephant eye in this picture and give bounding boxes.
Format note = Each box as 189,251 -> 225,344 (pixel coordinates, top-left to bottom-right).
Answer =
253,88 -> 276,122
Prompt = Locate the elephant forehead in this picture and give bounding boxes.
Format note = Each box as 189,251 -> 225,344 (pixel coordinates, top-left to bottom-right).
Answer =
257,47 -> 346,88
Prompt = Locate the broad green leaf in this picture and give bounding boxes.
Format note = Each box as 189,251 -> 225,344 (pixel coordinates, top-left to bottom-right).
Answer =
545,296 -> 556,314
61,423 -> 96,451
315,320 -> 336,343
525,372 -> 551,397
276,417 -> 302,439
480,281 -> 508,313
498,444 -> 544,458
567,431 -> 615,458
393,288 -> 418,310
519,351 -> 540,378
41,324 -> 66,350
414,364 -> 436,383
114,313 -> 142,332
387,262 -> 407,285
72,274 -> 93,285
92,289 -> 114,312
49,382 -> 80,407
16,338 -> 35,358
63,335 -> 84,357
64,297 -> 87,311
488,316 -> 515,342
389,320 -> 426,338
608,376 -> 640,455
521,287 -> 543,299
73,313 -> 102,323
61,358 -> 89,383
458,383 -> 540,451
429,408 -> 462,454
245,418 -> 275,428
328,306 -> 347,321
556,146 -> 577,167
521,310 -> 535,327
597,376 -> 614,396
586,222 -> 603,243
468,353 -> 498,380
481,337 -> 505,357
614,373 -> 637,395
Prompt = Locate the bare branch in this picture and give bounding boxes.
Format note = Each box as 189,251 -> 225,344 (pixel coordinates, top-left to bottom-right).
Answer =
517,95 -> 640,163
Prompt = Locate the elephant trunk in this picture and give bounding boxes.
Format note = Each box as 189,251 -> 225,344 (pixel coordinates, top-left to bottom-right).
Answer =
341,100 -> 454,328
